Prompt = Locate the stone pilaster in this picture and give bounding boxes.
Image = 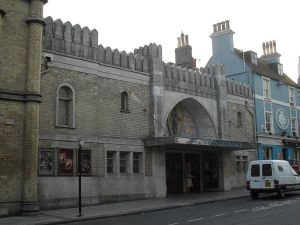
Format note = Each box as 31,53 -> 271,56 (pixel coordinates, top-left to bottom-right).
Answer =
22,0 -> 46,213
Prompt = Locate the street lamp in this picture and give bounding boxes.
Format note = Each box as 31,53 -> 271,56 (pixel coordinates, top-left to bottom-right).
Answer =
77,139 -> 84,217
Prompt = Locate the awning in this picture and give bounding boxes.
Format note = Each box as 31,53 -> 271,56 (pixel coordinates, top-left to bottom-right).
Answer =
144,137 -> 260,150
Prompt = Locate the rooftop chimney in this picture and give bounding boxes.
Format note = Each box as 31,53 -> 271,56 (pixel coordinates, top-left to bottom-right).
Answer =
175,32 -> 194,69
210,20 -> 235,57
260,40 -> 281,64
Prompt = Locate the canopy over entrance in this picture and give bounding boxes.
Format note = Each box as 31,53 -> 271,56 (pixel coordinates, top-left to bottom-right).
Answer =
145,137 -> 259,150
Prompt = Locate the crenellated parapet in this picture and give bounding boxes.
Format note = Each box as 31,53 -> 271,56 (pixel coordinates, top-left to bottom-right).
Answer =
43,17 -> 154,73
226,79 -> 253,98
163,63 -> 218,97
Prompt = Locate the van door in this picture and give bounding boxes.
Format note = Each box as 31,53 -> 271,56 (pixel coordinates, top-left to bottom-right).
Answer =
249,164 -> 261,189
262,163 -> 274,189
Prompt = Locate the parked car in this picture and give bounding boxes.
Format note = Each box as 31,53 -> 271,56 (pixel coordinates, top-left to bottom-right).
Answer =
246,160 -> 300,199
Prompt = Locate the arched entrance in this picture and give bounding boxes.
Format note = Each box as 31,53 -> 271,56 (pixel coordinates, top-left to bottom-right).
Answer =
165,98 -> 217,194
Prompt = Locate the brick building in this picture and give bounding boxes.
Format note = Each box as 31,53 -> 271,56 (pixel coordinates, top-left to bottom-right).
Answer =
0,1 -> 257,215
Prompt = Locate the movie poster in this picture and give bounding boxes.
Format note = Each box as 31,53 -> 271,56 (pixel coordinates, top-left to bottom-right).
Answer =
39,149 -> 54,175
59,149 -> 73,175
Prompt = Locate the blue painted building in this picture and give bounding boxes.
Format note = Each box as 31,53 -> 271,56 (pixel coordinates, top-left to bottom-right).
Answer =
207,20 -> 300,171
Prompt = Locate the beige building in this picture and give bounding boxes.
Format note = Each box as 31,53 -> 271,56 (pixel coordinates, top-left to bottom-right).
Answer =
0,1 -> 257,215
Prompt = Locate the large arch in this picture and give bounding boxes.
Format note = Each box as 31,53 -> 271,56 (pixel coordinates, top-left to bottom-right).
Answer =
165,98 -> 217,139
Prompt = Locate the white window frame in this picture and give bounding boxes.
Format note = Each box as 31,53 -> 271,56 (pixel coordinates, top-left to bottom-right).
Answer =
291,117 -> 298,137
265,111 -> 272,133
263,77 -> 271,100
289,86 -> 296,107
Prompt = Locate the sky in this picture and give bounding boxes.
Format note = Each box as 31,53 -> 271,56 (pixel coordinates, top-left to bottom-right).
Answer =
44,0 -> 300,82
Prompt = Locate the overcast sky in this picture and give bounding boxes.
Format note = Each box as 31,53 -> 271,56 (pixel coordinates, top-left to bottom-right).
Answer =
44,0 -> 300,82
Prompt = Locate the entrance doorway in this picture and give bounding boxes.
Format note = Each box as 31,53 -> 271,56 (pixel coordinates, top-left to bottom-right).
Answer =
203,151 -> 219,190
166,153 -> 183,194
184,154 -> 200,192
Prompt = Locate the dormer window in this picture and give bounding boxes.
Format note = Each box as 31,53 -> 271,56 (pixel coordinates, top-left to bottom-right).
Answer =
250,52 -> 257,66
278,63 -> 283,75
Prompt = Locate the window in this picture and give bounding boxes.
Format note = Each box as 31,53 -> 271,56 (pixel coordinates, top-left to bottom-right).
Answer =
293,150 -> 300,165
291,118 -> 297,137
263,78 -> 270,99
242,156 -> 248,173
56,84 -> 74,127
107,151 -> 116,174
278,64 -> 283,75
120,91 -> 129,112
58,149 -> 74,176
250,52 -> 257,66
39,149 -> 55,176
265,112 -> 272,132
289,87 -> 296,107
262,164 -> 272,176
237,111 -> 242,127
133,152 -> 142,173
235,155 -> 241,173
251,164 -> 260,177
120,152 -> 129,173
264,147 -> 272,160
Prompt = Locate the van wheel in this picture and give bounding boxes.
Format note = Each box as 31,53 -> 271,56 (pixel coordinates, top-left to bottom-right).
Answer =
251,191 -> 259,199
277,188 -> 286,199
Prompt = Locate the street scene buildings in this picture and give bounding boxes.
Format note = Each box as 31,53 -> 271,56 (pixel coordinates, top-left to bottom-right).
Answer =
0,0 -> 298,217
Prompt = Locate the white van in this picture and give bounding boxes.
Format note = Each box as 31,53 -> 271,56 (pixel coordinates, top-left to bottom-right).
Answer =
246,160 -> 300,199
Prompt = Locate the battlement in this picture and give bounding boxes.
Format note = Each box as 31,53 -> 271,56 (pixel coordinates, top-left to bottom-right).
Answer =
163,63 -> 219,97
226,79 -> 253,98
42,17 -> 161,73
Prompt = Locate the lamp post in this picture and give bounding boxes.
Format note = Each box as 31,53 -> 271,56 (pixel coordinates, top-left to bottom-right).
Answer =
77,140 -> 84,217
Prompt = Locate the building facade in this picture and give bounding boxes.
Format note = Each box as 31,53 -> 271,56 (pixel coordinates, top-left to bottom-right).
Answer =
0,1 -> 257,215
208,20 -> 300,171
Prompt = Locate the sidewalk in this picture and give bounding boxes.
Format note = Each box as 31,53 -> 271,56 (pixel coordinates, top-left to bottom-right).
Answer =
0,188 -> 249,225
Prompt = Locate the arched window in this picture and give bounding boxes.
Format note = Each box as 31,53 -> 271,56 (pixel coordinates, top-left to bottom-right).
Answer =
237,111 -> 242,127
120,91 -> 129,112
56,84 -> 75,127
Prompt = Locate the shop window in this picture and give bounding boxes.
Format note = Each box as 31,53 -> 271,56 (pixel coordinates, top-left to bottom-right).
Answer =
133,152 -> 142,173
120,91 -> 129,112
107,151 -> 116,174
264,147 -> 272,160
56,84 -> 75,127
235,155 -> 248,173
80,149 -> 91,175
39,149 -> 55,176
58,149 -> 74,176
120,152 -> 129,173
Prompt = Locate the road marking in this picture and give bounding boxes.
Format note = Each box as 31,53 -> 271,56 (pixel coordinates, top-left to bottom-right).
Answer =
167,223 -> 178,225
212,213 -> 225,217
188,218 -> 204,222
234,209 -> 249,213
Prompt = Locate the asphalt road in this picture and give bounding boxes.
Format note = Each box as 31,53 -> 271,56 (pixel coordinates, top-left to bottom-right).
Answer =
70,192 -> 300,225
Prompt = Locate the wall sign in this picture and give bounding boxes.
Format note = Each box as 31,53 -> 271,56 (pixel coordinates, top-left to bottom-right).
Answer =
275,108 -> 289,130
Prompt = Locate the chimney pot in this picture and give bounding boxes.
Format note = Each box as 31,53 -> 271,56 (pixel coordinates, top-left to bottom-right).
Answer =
262,43 -> 266,55
273,40 -> 277,53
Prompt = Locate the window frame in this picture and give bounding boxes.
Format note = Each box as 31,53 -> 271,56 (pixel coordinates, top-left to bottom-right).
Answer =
120,91 -> 129,113
291,117 -> 297,137
106,151 -> 117,174
133,152 -> 142,174
56,83 -> 75,128
262,77 -> 271,100
237,111 -> 242,127
119,151 -> 129,174
265,111 -> 272,132
289,86 -> 296,107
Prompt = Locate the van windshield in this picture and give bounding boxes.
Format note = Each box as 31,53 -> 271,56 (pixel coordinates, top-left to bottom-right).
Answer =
251,164 -> 260,177
262,164 -> 272,176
